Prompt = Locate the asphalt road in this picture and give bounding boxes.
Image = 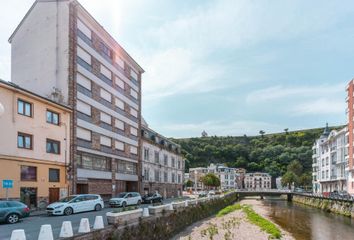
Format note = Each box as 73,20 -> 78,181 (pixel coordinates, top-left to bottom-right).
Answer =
0,198 -> 182,240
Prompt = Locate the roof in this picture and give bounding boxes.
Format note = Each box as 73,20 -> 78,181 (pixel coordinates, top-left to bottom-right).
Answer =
0,79 -> 72,111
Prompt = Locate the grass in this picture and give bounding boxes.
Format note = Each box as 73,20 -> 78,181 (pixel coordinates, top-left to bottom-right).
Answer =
242,205 -> 282,239
216,203 -> 242,217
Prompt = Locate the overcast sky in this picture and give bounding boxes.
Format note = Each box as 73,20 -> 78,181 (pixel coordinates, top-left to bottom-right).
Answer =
1,0 -> 353,138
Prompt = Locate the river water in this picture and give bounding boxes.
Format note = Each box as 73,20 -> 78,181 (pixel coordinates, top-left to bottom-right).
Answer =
261,198 -> 354,240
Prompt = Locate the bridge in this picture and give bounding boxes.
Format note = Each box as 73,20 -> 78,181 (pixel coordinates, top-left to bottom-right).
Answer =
234,189 -> 294,201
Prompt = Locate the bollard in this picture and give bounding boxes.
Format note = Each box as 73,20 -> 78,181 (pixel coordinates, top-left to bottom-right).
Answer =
78,218 -> 90,233
38,224 -> 53,240
59,221 -> 74,238
184,200 -> 189,207
143,207 -> 150,217
10,229 -> 26,240
93,216 -> 104,230
168,203 -> 173,211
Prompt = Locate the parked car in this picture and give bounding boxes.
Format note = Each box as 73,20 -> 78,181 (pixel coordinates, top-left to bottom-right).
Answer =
142,193 -> 163,204
198,191 -> 208,198
109,192 -> 142,208
208,190 -> 216,196
46,194 -> 104,216
0,201 -> 30,224
294,188 -> 305,193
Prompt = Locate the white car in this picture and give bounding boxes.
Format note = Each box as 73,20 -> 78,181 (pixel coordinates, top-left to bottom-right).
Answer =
46,194 -> 104,216
109,192 -> 142,208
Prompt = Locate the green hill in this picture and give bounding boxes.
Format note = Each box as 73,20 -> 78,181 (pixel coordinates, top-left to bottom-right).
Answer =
172,126 -> 344,181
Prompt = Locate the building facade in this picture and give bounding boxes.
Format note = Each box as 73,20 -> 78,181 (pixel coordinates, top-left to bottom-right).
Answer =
189,164 -> 244,190
141,123 -> 184,198
0,80 -> 71,209
9,0 -> 144,199
312,126 -> 347,194
244,173 -> 271,190
346,80 -> 354,194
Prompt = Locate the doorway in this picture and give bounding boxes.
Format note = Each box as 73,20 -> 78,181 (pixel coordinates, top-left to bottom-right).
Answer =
20,187 -> 37,209
76,184 -> 88,194
49,188 -> 60,203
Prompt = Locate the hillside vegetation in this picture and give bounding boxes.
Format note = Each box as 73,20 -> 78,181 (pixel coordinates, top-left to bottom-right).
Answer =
173,126 -> 344,182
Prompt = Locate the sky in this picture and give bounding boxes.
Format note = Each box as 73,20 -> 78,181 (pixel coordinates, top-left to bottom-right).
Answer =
1,0 -> 354,138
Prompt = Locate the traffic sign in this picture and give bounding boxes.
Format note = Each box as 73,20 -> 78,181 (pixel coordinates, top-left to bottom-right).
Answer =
2,180 -> 13,189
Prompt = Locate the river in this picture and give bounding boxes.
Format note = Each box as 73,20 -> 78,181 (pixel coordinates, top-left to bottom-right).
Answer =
261,198 -> 354,240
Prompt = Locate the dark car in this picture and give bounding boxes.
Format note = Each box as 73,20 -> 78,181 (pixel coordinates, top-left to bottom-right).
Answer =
142,193 -> 163,204
0,201 -> 30,224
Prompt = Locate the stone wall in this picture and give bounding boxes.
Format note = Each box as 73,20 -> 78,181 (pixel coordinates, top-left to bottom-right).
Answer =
66,192 -> 238,240
293,195 -> 354,217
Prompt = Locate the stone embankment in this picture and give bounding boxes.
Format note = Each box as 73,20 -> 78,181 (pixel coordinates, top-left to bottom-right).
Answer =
293,195 -> 354,217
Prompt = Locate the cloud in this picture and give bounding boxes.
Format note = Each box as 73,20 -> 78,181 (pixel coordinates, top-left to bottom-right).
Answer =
291,98 -> 345,116
157,120 -> 282,138
246,84 -> 345,103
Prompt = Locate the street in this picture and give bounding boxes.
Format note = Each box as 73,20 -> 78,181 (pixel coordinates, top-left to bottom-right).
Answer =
0,198 -> 182,240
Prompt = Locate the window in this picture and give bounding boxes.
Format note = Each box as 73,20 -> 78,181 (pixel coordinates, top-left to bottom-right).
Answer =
77,73 -> 91,90
115,76 -> 125,89
177,160 -> 181,169
164,172 -> 168,182
100,112 -> 112,124
100,135 -> 111,147
100,64 -> 112,80
77,100 -> 91,116
130,69 -> 138,81
100,88 -> 112,102
100,42 -> 112,59
115,119 -> 124,130
21,166 -> 37,181
46,139 -> 60,154
155,170 -> 160,182
178,174 -> 181,183
115,140 -> 124,151
130,127 -> 138,136
130,146 -> 138,155
115,56 -> 125,69
144,168 -> 150,181
164,154 -> 168,166
18,99 -> 32,117
171,157 -> 175,168
144,148 -> 149,161
172,173 -> 176,183
154,151 -> 159,163
46,110 -> 59,125
77,127 -> 91,141
77,47 -> 91,65
78,153 -> 111,171
130,89 -> 138,99
18,132 -> 32,149
130,108 -> 138,118
115,98 -> 124,109
77,19 -> 91,39
117,160 -> 137,175
49,168 -> 60,182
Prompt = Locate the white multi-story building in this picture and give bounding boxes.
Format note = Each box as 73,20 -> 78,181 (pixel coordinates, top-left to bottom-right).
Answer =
312,125 -> 347,193
141,120 -> 184,198
189,164 -> 244,190
244,173 -> 271,190
9,0 -> 144,199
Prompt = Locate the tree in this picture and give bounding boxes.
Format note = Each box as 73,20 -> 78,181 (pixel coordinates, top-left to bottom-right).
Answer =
259,130 -> 265,138
287,160 -> 303,176
281,171 -> 298,188
200,173 -> 221,189
185,179 -> 193,188
284,128 -> 289,134
299,173 -> 312,189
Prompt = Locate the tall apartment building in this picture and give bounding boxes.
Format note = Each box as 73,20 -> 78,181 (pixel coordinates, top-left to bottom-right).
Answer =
312,126 -> 347,193
189,164 -> 244,190
141,121 -> 184,198
244,172 -> 271,190
346,80 -> 354,194
0,80 -> 71,209
9,0 -> 144,199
